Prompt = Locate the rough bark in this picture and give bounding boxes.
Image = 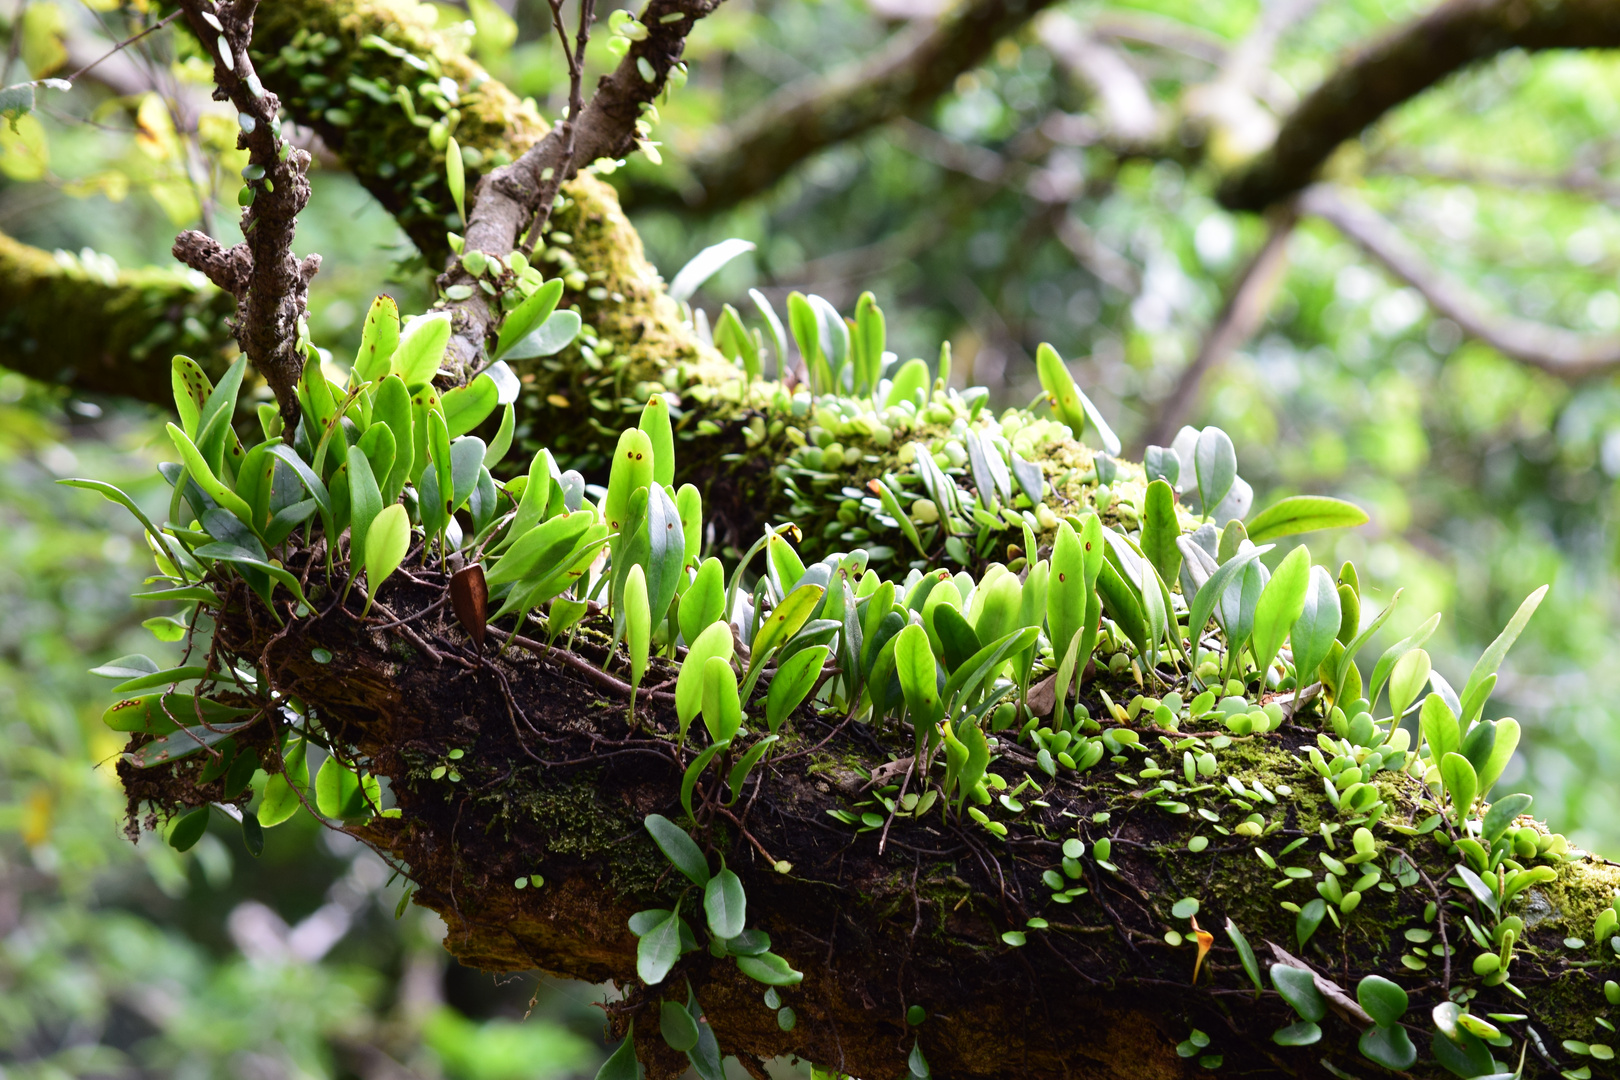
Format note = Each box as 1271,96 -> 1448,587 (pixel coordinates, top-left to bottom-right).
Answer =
121,557 -> 1620,1080
1218,0 -> 1620,213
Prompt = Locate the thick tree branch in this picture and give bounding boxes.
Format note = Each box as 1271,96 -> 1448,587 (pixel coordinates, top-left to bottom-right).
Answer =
169,0 -> 319,430
1300,183 -> 1620,378
0,229 -> 236,402
1139,208 -> 1296,451
637,0 -> 1062,212
1219,0 -> 1620,212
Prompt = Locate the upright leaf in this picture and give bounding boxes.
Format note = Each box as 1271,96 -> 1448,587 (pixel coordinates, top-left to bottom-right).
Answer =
644,814 -> 711,885
393,313 -> 452,388
1251,545 -> 1310,678
1459,586 -> 1548,724
1290,565 -> 1341,687
603,428 -> 656,534
1141,479 -> 1182,589
345,445 -> 383,568
626,564 -> 651,695
362,504 -> 411,617
639,394 -> 676,487
1193,427 -> 1236,518
351,295 -> 401,384
676,622 -> 734,740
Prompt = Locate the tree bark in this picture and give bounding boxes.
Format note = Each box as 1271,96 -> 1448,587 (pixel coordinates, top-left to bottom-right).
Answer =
1218,0 -> 1620,213
122,560 -> 1620,1080
0,229 -> 237,399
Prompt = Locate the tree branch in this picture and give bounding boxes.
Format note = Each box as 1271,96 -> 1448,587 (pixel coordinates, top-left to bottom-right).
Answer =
169,0 -> 318,430
1138,208 -> 1296,451
438,0 -> 721,370
1219,0 -> 1620,212
636,0 -> 1063,212
0,229 -> 236,402
1300,183 -> 1620,378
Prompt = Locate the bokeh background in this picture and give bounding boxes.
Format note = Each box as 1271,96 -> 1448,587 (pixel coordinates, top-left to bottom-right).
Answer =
4,0 -> 1620,1075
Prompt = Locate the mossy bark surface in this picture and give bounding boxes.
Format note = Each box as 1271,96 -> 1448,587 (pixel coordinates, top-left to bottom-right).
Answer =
0,229 -> 236,400
118,561 -> 1620,1080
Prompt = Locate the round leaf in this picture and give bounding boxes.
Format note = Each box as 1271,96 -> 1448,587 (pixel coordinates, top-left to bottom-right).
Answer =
704,867 -> 747,940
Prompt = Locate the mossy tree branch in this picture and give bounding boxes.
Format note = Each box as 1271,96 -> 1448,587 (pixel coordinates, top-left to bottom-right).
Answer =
0,229 -> 236,403
121,552 -> 1620,1080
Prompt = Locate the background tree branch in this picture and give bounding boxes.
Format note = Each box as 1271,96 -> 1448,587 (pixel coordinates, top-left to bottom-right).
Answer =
1219,0 -> 1620,213
633,0 -> 1063,212
0,228 -> 235,403
1300,183 -> 1620,378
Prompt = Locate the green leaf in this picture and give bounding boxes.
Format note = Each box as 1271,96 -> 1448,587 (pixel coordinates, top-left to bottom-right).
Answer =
750,288 -> 789,374
394,313 -> 452,388
639,393 -> 676,488
747,582 -> 824,676
1356,975 -> 1409,1028
112,665 -> 210,693
352,295 -> 401,383
644,814 -> 710,886
1387,648 -> 1432,720
1296,898 -> 1327,949
168,806 -> 210,852
896,623 -> 943,728
441,373 -> 499,439
1036,343 -> 1121,451
765,528 -> 806,597
193,543 -> 310,609
258,738 -> 308,827
680,743 -> 726,823
594,1025 -> 641,1080
92,653 -> 160,680
1270,964 -> 1327,1023
495,278 -> 564,360
171,355 -> 213,437
165,423 -> 255,531
874,477 -> 925,556
1194,428 -> 1236,517
1482,793 -> 1532,843
637,910 -> 681,985
704,868 -> 747,939
59,478 -> 185,582
668,238 -> 755,303
1333,590 -> 1403,703
660,1000 -> 700,1053
103,691 -> 252,734
1186,544 -> 1272,670
884,357 -> 931,409
446,136 -> 465,221
1247,495 -> 1369,543
1441,752 -> 1479,820
1420,693 -> 1461,762
1454,863 -> 1500,918
1046,519 -> 1089,668
346,445 -> 383,568
1368,611 -> 1441,714
854,291 -> 885,396
676,622 -> 734,741
362,504 -> 411,616
1290,565 -> 1340,687
727,734 -> 779,797
1431,1022 -> 1494,1079
371,375 -> 415,503
315,756 -> 377,820
1359,1024 -> 1417,1071
128,718 -> 257,768
486,509 -> 595,586
626,564 -> 651,692
942,626 -> 1039,715
680,558 -> 727,647
1141,479 -> 1182,589
715,304 -> 760,381
1225,918 -> 1263,992
1475,718 -> 1520,798
1273,1022 -> 1321,1046
1459,586 -> 1548,724
1251,545 -> 1310,678
765,645 -> 828,734
640,482 -> 686,630
1172,897 -> 1200,919
603,427 -> 656,534
701,656 -> 743,745
786,292 -> 824,389
734,951 -> 803,986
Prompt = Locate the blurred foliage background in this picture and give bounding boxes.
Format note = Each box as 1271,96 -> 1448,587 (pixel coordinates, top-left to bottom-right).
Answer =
5,0 -> 1620,1075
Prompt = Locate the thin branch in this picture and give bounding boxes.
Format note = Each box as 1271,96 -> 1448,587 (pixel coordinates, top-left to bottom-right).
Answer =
1219,0 -> 1620,212
438,0 -> 724,372
1037,13 -> 1160,146
1299,183 -> 1620,379
1138,207 -> 1297,451
169,0 -> 319,430
518,0 -> 595,259
59,9 -> 182,88
636,0 -> 1066,212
